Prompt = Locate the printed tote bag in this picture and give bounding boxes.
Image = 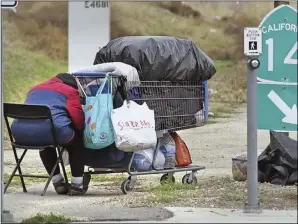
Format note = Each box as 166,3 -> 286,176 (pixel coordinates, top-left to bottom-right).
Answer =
83,76 -> 114,149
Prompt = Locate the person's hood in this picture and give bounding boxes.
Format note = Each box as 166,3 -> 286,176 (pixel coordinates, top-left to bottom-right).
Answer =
56,73 -> 78,89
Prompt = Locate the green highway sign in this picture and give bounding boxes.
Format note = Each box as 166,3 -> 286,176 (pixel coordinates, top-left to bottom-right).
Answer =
257,83 -> 297,132
257,5 -> 297,84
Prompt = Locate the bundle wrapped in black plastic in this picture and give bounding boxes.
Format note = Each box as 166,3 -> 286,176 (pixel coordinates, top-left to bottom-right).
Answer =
258,131 -> 297,186
93,36 -> 216,81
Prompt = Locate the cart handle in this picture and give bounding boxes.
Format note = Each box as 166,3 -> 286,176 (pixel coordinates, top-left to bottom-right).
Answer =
71,71 -> 124,78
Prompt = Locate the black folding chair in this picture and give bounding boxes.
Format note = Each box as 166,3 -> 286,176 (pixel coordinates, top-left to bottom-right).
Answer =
3,103 -> 69,196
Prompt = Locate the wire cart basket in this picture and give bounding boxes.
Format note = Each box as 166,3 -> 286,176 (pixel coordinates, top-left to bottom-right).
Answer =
72,72 -> 208,194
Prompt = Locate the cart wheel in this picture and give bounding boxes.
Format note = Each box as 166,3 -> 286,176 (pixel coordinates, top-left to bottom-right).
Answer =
160,174 -> 175,185
182,174 -> 197,185
121,178 -> 134,194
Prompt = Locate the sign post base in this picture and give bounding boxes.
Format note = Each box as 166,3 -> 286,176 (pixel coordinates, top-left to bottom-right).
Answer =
2,210 -> 14,223
243,203 -> 262,214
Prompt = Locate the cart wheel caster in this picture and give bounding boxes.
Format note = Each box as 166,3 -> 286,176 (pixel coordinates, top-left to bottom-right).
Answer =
121,178 -> 134,194
182,174 -> 197,185
160,173 -> 175,185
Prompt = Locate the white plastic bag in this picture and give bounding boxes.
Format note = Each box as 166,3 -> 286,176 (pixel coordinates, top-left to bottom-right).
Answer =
158,133 -> 176,169
132,148 -> 165,171
111,100 -> 157,152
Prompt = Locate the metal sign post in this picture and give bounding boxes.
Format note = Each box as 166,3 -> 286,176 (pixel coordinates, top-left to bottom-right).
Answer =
244,58 -> 262,213
0,6 -> 3,224
243,27 -> 262,213
1,3 -> 17,223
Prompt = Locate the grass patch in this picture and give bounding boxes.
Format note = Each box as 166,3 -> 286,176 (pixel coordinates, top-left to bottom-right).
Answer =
3,172 -> 46,193
22,213 -> 71,223
111,2 -> 234,61
4,173 -> 46,187
3,43 -> 67,103
212,60 -> 234,75
209,60 -> 247,105
3,2 -> 67,60
3,5 -> 67,104
208,102 -> 237,119
207,60 -> 242,118
90,173 -> 126,185
258,184 -> 298,207
147,183 -> 196,204
208,60 -> 246,113
204,119 -> 218,125
140,176 -> 298,210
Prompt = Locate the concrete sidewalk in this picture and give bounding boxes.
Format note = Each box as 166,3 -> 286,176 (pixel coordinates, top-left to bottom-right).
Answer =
4,182 -> 297,223
163,207 -> 298,223
5,190 -> 297,224
85,207 -> 298,223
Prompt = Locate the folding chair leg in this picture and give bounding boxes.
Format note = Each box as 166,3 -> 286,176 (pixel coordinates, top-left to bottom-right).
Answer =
41,147 -> 68,196
57,148 -> 69,187
4,149 -> 28,194
41,160 -> 60,196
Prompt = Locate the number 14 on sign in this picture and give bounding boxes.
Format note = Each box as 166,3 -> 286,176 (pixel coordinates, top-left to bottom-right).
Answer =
266,39 -> 297,71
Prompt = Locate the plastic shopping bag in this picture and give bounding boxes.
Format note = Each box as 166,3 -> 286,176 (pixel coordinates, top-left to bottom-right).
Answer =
158,133 -> 176,169
170,132 -> 192,167
111,100 -> 157,152
83,76 -> 114,149
132,148 -> 165,171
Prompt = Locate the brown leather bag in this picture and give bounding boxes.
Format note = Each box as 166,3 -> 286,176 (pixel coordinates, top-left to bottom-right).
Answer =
170,132 -> 192,167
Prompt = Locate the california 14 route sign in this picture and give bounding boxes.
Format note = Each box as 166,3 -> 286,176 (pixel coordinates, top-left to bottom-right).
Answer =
257,5 -> 297,84
256,5 -> 297,132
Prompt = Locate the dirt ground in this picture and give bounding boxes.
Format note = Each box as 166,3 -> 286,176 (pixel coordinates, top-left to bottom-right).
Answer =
4,104 -> 298,213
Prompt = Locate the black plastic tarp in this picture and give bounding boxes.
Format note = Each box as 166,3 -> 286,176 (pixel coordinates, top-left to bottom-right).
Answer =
258,131 -> 297,186
93,36 -> 216,82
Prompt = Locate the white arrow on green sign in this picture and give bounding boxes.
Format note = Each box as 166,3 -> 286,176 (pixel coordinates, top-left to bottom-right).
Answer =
257,5 -> 297,84
257,83 -> 297,132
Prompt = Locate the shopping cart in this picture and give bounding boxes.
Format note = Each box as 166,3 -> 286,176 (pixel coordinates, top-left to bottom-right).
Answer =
72,71 -> 208,194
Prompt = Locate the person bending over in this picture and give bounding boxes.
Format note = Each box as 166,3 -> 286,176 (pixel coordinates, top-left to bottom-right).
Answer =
11,73 -> 90,195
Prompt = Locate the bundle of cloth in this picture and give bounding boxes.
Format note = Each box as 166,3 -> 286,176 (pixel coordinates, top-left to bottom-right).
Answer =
74,62 -> 141,92
258,131 -> 297,185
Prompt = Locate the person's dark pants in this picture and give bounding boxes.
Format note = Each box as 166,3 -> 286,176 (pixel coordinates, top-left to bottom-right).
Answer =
39,131 -> 84,178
